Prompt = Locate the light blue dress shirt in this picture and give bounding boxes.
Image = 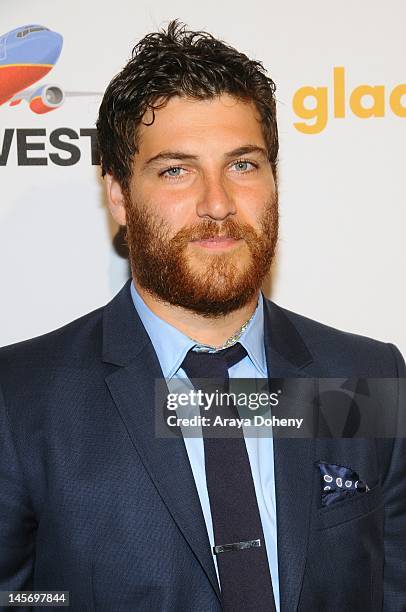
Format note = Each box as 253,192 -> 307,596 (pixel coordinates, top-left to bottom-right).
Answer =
130,281 -> 280,610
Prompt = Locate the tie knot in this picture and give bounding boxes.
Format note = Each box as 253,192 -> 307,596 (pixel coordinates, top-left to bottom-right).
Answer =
216,342 -> 248,369
181,342 -> 247,382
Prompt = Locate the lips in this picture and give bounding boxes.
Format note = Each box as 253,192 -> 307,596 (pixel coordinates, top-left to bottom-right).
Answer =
191,236 -> 242,249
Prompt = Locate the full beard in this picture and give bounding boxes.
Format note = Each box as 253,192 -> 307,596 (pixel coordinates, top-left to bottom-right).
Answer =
125,194 -> 279,317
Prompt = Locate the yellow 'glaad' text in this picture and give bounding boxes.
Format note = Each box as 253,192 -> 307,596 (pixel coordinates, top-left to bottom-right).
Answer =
293,67 -> 406,134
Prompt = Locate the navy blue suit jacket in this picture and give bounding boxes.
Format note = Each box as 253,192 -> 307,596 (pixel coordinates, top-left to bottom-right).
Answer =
0,280 -> 405,611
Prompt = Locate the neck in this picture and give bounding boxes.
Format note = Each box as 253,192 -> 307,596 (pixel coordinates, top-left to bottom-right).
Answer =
134,279 -> 260,348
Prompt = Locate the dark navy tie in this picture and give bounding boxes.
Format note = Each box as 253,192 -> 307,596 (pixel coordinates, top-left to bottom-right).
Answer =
181,343 -> 276,612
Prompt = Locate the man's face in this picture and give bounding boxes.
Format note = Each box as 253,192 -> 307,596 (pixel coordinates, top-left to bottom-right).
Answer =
118,94 -> 278,316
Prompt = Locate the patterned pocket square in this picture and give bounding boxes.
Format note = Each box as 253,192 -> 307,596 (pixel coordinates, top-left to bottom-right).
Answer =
316,461 -> 369,507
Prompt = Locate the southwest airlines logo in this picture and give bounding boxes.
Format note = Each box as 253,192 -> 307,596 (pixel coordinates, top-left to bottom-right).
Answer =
0,24 -> 100,113
0,24 -> 101,166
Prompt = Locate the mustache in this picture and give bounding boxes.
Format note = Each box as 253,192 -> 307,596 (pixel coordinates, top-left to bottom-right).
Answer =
172,218 -> 255,244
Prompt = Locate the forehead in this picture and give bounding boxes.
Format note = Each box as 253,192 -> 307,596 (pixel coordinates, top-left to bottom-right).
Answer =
136,94 -> 265,156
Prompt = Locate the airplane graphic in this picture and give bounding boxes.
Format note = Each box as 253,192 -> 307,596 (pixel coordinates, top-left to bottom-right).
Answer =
0,24 -> 101,113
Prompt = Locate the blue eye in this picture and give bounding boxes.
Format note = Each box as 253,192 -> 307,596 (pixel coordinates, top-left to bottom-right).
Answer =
163,166 -> 184,178
233,160 -> 257,172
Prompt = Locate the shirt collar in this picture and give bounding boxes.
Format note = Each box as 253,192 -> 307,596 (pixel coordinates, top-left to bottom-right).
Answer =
130,281 -> 267,379
238,293 -> 267,376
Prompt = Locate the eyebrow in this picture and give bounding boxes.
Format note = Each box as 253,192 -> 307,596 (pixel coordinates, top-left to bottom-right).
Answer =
142,144 -> 268,169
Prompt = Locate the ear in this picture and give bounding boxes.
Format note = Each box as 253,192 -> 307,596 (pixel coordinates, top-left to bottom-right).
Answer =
105,173 -> 127,226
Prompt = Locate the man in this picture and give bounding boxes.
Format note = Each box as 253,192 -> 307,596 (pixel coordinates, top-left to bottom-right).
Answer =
0,20 -> 405,612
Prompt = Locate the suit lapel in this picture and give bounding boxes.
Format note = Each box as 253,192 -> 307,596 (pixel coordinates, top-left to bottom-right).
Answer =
263,299 -> 317,612
102,281 -> 220,600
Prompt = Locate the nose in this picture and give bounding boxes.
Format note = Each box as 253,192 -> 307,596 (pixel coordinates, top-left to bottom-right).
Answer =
195,173 -> 236,221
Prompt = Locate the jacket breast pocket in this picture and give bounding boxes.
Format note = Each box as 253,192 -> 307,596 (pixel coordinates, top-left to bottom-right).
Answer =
317,483 -> 384,530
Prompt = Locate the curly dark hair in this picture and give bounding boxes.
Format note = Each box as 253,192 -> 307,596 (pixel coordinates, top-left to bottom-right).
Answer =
96,20 -> 278,190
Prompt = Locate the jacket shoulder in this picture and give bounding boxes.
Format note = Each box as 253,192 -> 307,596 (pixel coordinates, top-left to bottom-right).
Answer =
267,299 -> 403,377
0,306 -> 104,375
